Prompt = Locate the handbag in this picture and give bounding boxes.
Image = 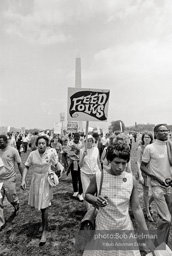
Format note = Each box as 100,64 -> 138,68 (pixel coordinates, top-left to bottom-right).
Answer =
48,169 -> 59,187
80,169 -> 104,230
76,170 -> 104,251
51,162 -> 64,178
146,242 -> 172,256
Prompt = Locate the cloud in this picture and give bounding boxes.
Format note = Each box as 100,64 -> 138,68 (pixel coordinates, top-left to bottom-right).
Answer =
3,0 -> 69,44
3,0 -> 171,45
83,38 -> 172,84
0,97 -> 7,106
81,38 -> 172,126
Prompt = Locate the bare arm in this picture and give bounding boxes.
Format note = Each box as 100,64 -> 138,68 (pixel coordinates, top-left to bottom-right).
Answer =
20,166 -> 29,190
136,148 -> 141,173
140,161 -> 166,186
100,148 -> 106,163
131,176 -> 149,230
79,150 -> 87,168
17,162 -> 24,178
85,175 -> 108,207
136,148 -> 144,183
97,156 -> 102,172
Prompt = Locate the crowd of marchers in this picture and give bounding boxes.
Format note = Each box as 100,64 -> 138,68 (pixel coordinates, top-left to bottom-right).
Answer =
0,125 -> 172,255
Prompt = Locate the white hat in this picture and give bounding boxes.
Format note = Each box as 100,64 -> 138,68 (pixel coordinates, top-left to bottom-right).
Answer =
85,135 -> 95,143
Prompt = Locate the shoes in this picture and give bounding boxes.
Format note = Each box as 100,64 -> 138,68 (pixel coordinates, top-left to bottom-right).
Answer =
78,194 -> 84,202
73,192 -> 79,197
39,231 -> 47,246
39,238 -> 46,246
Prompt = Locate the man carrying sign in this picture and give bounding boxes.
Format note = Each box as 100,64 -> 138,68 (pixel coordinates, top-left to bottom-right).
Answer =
67,133 -> 84,202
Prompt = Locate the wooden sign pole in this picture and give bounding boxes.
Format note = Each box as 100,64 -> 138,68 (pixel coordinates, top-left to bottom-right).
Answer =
85,121 -> 89,151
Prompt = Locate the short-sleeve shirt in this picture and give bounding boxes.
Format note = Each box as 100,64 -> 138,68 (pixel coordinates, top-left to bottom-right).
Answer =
142,140 -> 172,186
0,146 -> 21,180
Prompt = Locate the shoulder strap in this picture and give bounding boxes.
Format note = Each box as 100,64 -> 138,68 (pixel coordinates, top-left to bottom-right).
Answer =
97,169 -> 104,196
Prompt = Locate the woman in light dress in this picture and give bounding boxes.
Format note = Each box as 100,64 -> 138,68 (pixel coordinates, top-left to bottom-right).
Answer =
80,135 -> 101,210
82,141 -> 154,256
21,135 -> 58,245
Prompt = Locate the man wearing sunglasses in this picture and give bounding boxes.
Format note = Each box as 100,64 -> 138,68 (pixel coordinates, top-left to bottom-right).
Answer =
141,124 -> 172,246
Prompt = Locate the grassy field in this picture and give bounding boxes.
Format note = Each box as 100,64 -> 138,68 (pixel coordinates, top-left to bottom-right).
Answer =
0,141 -> 171,256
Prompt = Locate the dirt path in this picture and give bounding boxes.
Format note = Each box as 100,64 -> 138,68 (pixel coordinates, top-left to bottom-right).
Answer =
0,142 -> 172,255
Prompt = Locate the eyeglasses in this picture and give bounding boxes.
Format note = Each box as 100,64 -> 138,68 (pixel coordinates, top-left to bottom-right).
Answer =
158,130 -> 169,133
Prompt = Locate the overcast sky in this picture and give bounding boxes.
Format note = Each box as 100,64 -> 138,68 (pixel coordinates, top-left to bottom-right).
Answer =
1,0 -> 172,131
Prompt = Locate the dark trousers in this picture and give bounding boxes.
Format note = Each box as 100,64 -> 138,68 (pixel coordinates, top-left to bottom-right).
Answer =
16,144 -> 21,156
23,142 -> 28,153
70,162 -> 83,195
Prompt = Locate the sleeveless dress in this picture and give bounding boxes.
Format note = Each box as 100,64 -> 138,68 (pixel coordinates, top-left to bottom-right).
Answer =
25,149 -> 57,210
83,169 -> 141,256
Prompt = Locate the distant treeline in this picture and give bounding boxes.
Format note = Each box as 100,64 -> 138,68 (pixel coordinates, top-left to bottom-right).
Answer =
0,127 -> 42,134
125,124 -> 172,132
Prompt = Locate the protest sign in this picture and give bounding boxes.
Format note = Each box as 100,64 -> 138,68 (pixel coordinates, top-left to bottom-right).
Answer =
7,126 -> 11,133
60,113 -> 65,122
54,122 -> 62,134
67,88 -> 110,122
67,122 -> 78,133
21,127 -> 25,134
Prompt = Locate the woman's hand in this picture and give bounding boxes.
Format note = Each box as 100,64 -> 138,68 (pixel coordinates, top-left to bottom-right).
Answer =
94,195 -> 108,207
20,180 -> 26,190
83,151 -> 87,158
143,239 -> 155,254
139,175 -> 144,185
157,178 -> 169,187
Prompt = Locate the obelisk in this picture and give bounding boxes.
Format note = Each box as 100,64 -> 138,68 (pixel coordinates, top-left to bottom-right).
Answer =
75,57 -> 82,131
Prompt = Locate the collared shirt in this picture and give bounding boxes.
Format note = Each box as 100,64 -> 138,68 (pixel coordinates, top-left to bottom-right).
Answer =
142,139 -> 172,186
